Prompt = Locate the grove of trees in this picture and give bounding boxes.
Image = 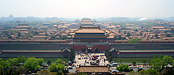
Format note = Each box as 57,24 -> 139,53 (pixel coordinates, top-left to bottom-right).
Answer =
0,57 -> 68,75
150,55 -> 173,72
116,64 -> 129,72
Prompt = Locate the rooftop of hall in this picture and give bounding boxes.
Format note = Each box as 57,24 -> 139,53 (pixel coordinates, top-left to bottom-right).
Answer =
75,29 -> 105,33
80,18 -> 94,25
81,18 -> 91,20
74,26 -> 105,33
76,65 -> 111,73
79,26 -> 101,29
74,35 -> 107,38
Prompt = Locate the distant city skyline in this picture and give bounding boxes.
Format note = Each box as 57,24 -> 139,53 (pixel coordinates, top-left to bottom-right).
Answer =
0,0 -> 174,18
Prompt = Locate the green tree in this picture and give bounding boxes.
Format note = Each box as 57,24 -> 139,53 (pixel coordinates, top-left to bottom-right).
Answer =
126,32 -> 130,37
155,34 -> 158,38
27,34 -> 33,38
30,29 -> 34,33
11,58 -> 20,66
18,32 -> 21,37
34,31 -> 38,35
4,68 -> 20,75
6,58 -> 20,66
69,47 -> 75,61
50,36 -> 56,40
17,56 -> 26,64
35,65 -> 41,70
166,34 -> 171,37
47,60 -> 52,65
162,55 -> 173,66
108,55 -> 113,62
144,69 -> 158,75
17,66 -> 27,74
62,35 -> 67,40
128,38 -> 142,43
45,32 -> 49,36
0,58 -> 8,73
132,61 -> 136,66
173,60 -> 174,67
48,63 -> 65,73
8,35 -> 12,39
116,64 -> 129,72
114,36 -> 117,40
124,31 -> 126,34
6,58 -> 12,66
106,34 -> 109,37
38,58 -> 45,66
138,69 -> 158,75
21,56 -> 26,63
24,57 -> 40,72
118,35 -> 122,40
134,29 -> 138,32
140,31 -> 142,35
150,54 -> 164,71
118,29 -> 121,33
55,59 -> 63,65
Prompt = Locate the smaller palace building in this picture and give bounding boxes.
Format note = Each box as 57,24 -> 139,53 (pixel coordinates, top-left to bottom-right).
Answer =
73,26 -> 107,43
70,18 -> 110,53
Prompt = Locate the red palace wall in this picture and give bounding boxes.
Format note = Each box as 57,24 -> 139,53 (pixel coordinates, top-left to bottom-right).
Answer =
69,45 -> 110,52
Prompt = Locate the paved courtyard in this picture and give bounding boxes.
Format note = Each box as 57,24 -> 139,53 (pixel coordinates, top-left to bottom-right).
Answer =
68,53 -> 117,73
74,53 -> 110,67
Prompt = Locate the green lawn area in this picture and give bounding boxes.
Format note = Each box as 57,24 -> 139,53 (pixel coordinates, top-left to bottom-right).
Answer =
113,58 -> 153,63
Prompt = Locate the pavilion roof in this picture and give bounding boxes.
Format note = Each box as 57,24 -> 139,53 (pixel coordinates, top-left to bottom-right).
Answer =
77,66 -> 110,73
74,35 -> 107,39
75,29 -> 105,33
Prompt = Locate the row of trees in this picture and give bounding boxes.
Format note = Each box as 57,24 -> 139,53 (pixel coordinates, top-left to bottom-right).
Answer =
0,57 -> 44,74
0,57 -> 69,75
48,58 -> 69,75
150,55 -> 173,72
127,69 -> 158,75
126,55 -> 174,75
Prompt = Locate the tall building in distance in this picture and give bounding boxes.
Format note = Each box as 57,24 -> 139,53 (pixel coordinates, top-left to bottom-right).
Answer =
80,18 -> 94,26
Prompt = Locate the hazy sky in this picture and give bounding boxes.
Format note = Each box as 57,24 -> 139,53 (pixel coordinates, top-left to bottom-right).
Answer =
0,0 -> 174,18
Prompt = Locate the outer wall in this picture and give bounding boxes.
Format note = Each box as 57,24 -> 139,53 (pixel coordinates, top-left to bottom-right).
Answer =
69,45 -> 110,52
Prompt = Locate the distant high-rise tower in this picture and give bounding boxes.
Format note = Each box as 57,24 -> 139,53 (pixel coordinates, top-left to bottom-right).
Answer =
9,14 -> 14,19
75,19 -> 80,23
93,19 -> 97,23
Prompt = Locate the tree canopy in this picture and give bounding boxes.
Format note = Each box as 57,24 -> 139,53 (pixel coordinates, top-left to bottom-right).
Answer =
24,57 -> 41,72
116,64 -> 129,72
150,55 -> 173,72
